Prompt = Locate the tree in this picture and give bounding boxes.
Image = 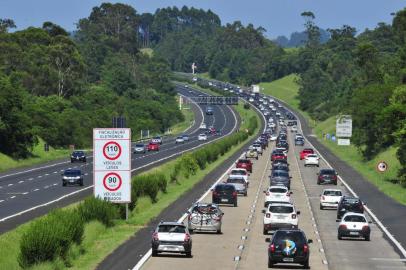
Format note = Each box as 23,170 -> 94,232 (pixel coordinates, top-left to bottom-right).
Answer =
0,18 -> 16,33
42,22 -> 68,37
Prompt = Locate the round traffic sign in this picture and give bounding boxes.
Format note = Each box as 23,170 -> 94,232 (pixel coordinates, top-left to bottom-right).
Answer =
103,172 -> 122,191
103,141 -> 122,160
376,161 -> 388,173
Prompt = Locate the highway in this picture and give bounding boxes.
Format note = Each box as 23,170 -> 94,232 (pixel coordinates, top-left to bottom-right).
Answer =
0,85 -> 240,233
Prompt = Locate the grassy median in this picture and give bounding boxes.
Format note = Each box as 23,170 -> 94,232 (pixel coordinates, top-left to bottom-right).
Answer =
261,74 -> 406,205
0,102 -> 260,270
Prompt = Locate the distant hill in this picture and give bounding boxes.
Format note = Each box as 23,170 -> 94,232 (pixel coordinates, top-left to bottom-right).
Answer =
274,29 -> 330,48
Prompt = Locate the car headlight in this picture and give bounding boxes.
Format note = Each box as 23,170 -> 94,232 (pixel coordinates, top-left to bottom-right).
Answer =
75,176 -> 81,179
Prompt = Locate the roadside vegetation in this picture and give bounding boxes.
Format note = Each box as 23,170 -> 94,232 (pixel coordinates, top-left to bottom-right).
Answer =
0,102 -> 259,270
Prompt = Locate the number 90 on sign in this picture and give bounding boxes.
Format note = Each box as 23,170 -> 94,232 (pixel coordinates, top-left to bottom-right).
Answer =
103,172 -> 122,191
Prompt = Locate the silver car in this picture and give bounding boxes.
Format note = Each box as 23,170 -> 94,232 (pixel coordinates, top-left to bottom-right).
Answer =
133,143 -> 146,154
151,222 -> 192,257
226,176 -> 248,196
187,203 -> 223,234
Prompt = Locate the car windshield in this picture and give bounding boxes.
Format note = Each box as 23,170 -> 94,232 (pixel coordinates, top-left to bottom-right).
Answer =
73,151 -> 84,155
158,225 -> 186,233
269,205 -> 294,213
272,171 -> 289,178
238,160 -> 249,164
307,154 -> 317,158
227,178 -> 245,184
274,231 -> 306,246
135,144 -> 144,147
321,170 -> 336,175
64,170 -> 80,176
343,198 -> 361,205
270,188 -> 287,193
344,215 -> 366,222
324,190 -> 342,196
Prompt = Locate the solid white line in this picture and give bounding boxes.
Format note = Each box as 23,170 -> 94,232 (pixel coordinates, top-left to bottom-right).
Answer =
8,184 -> 13,186
370,258 -> 406,262
18,181 -> 24,184
276,96 -> 406,258
0,200 -> 4,203
33,188 -> 39,192
10,196 -> 16,199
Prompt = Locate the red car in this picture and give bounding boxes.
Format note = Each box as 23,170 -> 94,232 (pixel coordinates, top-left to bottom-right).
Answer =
271,150 -> 287,161
300,148 -> 314,160
209,127 -> 216,134
147,142 -> 160,151
236,159 -> 253,173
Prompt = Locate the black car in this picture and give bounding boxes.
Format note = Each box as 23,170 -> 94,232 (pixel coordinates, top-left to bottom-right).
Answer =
317,169 -> 338,185
70,150 -> 86,163
269,170 -> 291,190
206,106 -> 214,115
295,138 -> 305,146
337,196 -> 364,219
62,169 -> 84,186
212,184 -> 238,207
267,229 -> 312,268
277,141 -> 289,151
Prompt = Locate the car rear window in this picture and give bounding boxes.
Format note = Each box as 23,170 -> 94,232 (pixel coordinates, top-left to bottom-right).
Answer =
324,190 -> 342,196
269,188 -> 287,193
215,185 -> 235,191
272,171 -> 289,178
238,160 -> 249,164
158,225 -> 186,233
64,170 -> 80,176
231,170 -> 246,175
321,170 -> 335,175
343,198 -> 360,204
273,231 -> 306,245
269,205 -> 294,213
227,178 -> 245,184
304,149 -> 313,153
344,215 -> 366,222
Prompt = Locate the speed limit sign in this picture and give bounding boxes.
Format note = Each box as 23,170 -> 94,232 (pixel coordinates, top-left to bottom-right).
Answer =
94,128 -> 131,203
376,161 -> 388,173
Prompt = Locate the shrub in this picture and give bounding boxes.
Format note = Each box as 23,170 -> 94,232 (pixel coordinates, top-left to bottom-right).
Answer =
153,172 -> 168,193
77,197 -> 119,227
180,154 -> 199,178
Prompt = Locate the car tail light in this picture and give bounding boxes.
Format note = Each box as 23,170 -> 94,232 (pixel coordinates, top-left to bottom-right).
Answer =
266,213 -> 271,218
286,192 -> 290,197
266,192 -> 270,196
318,176 -> 323,180
213,191 -> 218,197
188,214 -> 192,221
184,233 -> 191,243
269,244 -> 275,253
303,244 -> 308,253
362,225 -> 369,231
291,214 -> 297,219
321,195 -> 325,201
232,191 -> 237,197
152,232 -> 159,241
213,215 -> 222,221
359,204 -> 364,211
339,224 -> 347,230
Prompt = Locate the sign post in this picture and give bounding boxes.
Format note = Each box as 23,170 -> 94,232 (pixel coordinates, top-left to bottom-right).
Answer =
336,115 -> 352,146
93,128 -> 131,207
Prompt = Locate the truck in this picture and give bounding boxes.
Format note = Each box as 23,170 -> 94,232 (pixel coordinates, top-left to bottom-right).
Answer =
252,84 -> 260,93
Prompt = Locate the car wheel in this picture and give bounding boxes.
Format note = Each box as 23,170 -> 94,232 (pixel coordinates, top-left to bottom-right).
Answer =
216,229 -> 222,234
365,234 -> 370,241
186,251 -> 192,258
317,181 -> 320,185
234,201 -> 238,207
152,250 -> 158,257
62,182 -> 66,187
317,165 -> 320,167
334,181 -> 337,185
84,159 -> 86,163
268,259 -> 274,268
80,180 -> 84,186
302,259 -> 310,269
263,228 -> 268,235
244,192 -> 247,197
337,233 -> 342,240
320,204 -> 323,210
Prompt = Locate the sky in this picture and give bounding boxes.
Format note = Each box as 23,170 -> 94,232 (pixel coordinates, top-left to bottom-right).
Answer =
1,0 -> 405,38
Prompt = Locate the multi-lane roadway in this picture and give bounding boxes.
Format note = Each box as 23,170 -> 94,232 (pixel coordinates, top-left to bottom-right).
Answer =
0,85 -> 240,233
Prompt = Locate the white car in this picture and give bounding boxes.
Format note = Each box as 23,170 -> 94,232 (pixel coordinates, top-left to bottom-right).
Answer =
175,136 -> 184,144
249,98 -> 254,102
270,134 -> 278,141
295,134 -> 304,140
275,147 -> 288,156
291,126 -> 298,132
263,202 -> 299,234
200,123 -> 207,129
337,212 -> 371,241
151,222 -> 192,257
251,143 -> 263,155
152,136 -> 163,144
304,154 -> 320,167
264,186 -> 291,207
275,112 -> 281,117
229,168 -> 249,186
320,189 -> 343,209
198,134 -> 207,141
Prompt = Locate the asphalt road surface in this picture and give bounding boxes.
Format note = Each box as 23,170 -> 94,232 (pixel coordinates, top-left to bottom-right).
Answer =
0,85 -> 239,233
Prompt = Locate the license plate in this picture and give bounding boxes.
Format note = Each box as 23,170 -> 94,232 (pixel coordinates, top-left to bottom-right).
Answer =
69,180 -> 75,183
350,231 -> 359,236
164,246 -> 179,251
221,199 -> 228,202
283,258 -> 294,262
277,215 -> 285,219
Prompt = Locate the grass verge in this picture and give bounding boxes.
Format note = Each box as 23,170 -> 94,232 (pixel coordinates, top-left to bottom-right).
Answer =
0,138 -> 70,173
0,102 -> 260,270
169,95 -> 195,135
261,74 -> 406,205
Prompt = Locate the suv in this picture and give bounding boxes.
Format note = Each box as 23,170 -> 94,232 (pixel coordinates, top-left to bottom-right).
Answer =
295,138 -> 305,146
263,203 -> 300,234
62,169 -> 83,186
264,186 -> 291,207
70,150 -> 86,163
269,170 -> 291,189
187,203 -> 224,234
337,196 -> 364,219
229,168 -> 249,186
147,141 -> 160,151
267,229 -> 312,268
212,184 -> 238,207
317,169 -> 338,185
226,177 -> 248,196
271,150 -> 287,161
152,136 -> 163,145
245,149 -> 259,160
236,159 -> 253,173
151,222 -> 192,257
300,148 -> 314,160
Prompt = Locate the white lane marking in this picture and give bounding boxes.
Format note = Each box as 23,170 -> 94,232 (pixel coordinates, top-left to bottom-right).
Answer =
132,98 -> 267,270
84,173 -> 89,176
33,188 -> 39,192
53,183 -> 58,186
22,192 -> 28,195
370,258 -> 406,262
53,171 -> 58,174
10,196 -> 16,199
37,175 -> 42,178
45,173 -> 49,176
43,186 -> 49,189
278,96 -> 406,258
0,95 -> 239,225
0,200 -> 4,203
18,180 -> 24,184
8,184 -> 13,186
28,178 -> 33,180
